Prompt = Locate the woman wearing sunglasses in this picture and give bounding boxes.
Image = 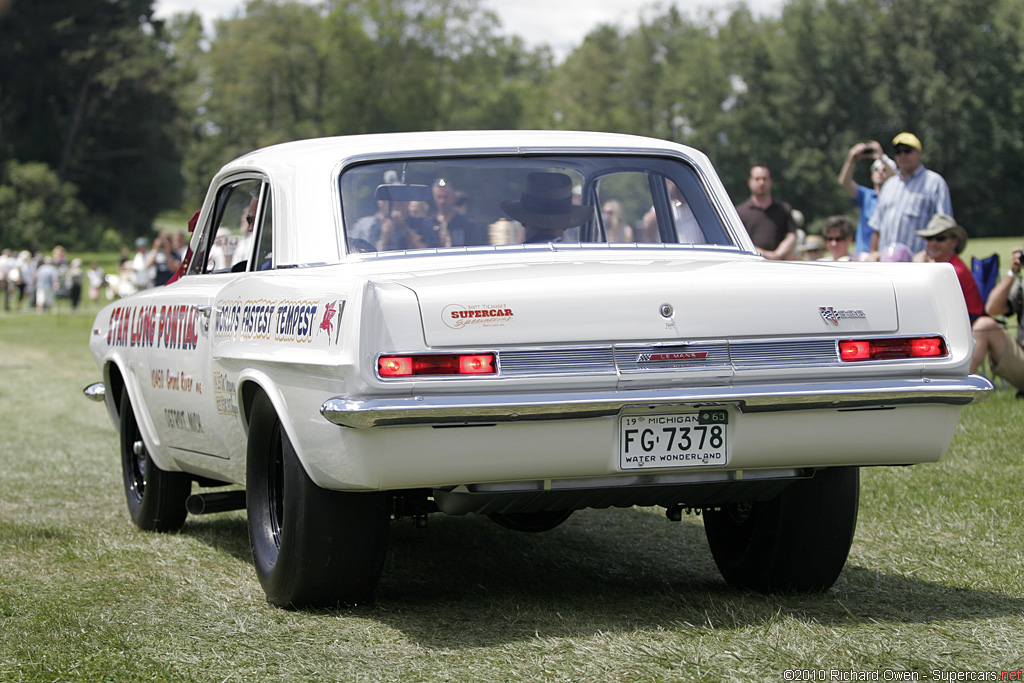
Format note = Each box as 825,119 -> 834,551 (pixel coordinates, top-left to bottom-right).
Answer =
913,213 -> 984,322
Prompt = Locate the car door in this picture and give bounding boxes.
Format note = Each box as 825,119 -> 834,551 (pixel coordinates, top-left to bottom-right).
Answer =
136,176 -> 270,474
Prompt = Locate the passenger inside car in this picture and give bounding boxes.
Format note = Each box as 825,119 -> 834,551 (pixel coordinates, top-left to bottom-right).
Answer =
501,172 -> 594,244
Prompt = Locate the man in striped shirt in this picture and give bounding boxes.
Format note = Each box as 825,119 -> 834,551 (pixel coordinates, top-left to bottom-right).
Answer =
868,132 -> 953,255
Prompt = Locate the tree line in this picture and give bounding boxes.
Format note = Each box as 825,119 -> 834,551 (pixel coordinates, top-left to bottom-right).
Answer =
2,0 -> 1022,250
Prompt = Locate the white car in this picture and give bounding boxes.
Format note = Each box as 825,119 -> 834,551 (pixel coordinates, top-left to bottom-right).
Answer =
85,130 -> 991,607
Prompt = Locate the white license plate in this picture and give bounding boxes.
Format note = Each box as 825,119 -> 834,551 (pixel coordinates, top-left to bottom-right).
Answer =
618,410 -> 729,470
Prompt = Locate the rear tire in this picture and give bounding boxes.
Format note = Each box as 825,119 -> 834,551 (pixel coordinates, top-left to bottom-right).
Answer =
703,467 -> 859,593
119,386 -> 191,532
246,394 -> 389,608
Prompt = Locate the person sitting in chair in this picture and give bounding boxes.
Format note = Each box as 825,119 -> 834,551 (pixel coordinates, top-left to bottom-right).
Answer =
972,239 -> 1024,394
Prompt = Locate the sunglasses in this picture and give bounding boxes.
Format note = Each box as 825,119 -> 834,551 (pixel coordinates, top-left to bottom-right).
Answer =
925,234 -> 950,242
894,145 -> 917,155
245,214 -> 255,226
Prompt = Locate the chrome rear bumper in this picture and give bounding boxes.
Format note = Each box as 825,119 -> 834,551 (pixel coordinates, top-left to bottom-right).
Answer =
321,374 -> 993,428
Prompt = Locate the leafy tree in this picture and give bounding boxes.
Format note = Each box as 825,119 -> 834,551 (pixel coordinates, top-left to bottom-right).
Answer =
0,161 -> 97,249
0,0 -> 185,238
868,0 -> 1024,234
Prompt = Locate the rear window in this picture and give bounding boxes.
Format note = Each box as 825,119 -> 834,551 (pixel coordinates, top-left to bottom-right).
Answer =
339,155 -> 732,254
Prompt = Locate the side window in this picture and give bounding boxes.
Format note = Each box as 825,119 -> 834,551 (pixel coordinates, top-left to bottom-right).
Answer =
594,172 -> 655,243
253,193 -> 274,270
188,179 -> 266,275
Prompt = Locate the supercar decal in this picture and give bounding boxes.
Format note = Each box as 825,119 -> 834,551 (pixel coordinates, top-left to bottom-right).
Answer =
443,304 -> 515,329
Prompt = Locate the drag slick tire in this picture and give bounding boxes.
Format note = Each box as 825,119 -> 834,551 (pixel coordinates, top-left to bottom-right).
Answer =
703,467 -> 859,593
246,394 -> 389,608
119,386 -> 191,532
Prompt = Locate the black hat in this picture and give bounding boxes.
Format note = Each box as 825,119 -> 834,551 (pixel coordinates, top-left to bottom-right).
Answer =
501,172 -> 593,230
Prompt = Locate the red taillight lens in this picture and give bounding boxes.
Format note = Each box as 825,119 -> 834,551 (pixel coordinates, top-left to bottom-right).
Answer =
378,353 -> 496,377
458,354 -> 495,374
838,340 -> 872,361
378,356 -> 414,376
838,337 -> 946,362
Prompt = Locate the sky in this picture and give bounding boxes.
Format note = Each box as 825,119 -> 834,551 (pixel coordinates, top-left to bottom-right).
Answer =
152,0 -> 786,56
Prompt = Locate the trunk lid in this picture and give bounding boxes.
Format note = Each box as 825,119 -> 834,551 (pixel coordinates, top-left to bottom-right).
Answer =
379,257 -> 897,348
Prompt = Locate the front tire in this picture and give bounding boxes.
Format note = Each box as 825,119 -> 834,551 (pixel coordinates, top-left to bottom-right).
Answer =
703,467 -> 859,593
119,386 -> 191,531
246,394 -> 389,608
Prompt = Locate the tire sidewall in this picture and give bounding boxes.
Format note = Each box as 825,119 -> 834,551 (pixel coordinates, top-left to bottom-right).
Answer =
119,385 -> 190,531
246,393 -> 390,608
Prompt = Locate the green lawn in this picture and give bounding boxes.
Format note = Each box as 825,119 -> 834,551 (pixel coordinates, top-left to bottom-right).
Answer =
1,284 -> 1022,681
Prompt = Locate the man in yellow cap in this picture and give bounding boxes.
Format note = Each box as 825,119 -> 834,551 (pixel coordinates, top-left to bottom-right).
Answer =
868,132 -> 953,255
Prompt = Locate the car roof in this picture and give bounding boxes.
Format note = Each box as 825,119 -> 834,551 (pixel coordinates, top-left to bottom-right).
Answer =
204,131 -> 729,267
220,130 -> 704,173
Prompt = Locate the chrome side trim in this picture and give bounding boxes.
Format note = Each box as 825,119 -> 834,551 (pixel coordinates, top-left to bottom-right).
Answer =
321,374 -> 993,428
83,382 -> 106,402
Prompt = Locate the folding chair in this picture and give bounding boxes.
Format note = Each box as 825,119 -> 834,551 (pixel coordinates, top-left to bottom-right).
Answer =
971,253 -> 1000,304
971,253 -> 1008,387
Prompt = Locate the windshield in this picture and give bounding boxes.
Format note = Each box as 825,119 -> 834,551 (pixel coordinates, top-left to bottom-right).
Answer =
339,155 -> 733,254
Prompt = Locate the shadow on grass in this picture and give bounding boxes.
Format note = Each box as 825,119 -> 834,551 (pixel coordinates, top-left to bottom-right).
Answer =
183,506 -> 1024,648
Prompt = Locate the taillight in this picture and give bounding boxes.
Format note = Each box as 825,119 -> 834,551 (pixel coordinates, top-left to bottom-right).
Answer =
838,336 -> 946,362
378,353 -> 497,377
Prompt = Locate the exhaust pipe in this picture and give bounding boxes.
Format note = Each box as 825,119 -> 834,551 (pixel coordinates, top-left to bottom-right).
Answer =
186,490 -> 246,515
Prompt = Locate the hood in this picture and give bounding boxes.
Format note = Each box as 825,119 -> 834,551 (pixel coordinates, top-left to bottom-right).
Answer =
373,258 -> 898,348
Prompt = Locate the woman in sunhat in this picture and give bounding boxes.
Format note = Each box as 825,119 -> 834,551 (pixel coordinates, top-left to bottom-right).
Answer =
914,213 -> 984,321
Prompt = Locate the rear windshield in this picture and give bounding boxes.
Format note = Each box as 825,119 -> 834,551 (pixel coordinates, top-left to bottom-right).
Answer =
339,155 -> 733,254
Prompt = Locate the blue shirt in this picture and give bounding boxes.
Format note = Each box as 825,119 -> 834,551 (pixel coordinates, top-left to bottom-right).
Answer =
852,185 -> 878,255
868,164 -> 953,254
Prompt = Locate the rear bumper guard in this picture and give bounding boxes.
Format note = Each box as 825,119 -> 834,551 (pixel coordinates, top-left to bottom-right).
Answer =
320,374 -> 992,428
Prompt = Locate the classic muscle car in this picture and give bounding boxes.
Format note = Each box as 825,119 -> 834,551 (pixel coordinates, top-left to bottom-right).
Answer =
85,130 -> 991,607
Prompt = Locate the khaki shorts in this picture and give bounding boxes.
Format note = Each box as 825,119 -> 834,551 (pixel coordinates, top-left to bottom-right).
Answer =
993,331 -> 1024,388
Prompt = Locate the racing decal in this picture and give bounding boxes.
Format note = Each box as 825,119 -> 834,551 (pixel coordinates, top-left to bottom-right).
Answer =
443,303 -> 514,330
318,300 -> 340,342
151,368 -> 203,395
213,372 -> 239,416
215,297 -> 343,344
107,304 -> 200,350
819,306 -> 867,326
164,408 -> 204,434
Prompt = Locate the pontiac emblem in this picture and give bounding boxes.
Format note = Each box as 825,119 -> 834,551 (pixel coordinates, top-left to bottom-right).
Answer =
820,306 -> 866,325
637,351 -> 709,363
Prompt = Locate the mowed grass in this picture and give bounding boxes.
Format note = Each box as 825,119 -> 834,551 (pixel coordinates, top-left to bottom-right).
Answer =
1,302 -> 1023,682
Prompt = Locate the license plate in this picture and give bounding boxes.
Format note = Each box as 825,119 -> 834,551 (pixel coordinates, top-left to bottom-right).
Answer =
618,410 -> 729,470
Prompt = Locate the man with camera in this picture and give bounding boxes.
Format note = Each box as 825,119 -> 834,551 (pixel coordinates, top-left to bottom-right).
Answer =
837,140 -> 896,256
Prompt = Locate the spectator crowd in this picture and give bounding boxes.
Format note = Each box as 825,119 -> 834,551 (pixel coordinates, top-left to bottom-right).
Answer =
0,231 -> 186,314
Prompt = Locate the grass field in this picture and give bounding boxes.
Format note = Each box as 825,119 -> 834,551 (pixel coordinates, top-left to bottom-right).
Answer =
2,257 -> 1023,682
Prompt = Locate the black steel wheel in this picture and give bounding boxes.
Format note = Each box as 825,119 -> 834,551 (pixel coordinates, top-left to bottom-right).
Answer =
246,393 -> 389,608
703,467 -> 859,593
119,386 -> 190,531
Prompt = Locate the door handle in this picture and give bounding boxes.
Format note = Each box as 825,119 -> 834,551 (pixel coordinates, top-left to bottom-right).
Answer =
192,304 -> 213,332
